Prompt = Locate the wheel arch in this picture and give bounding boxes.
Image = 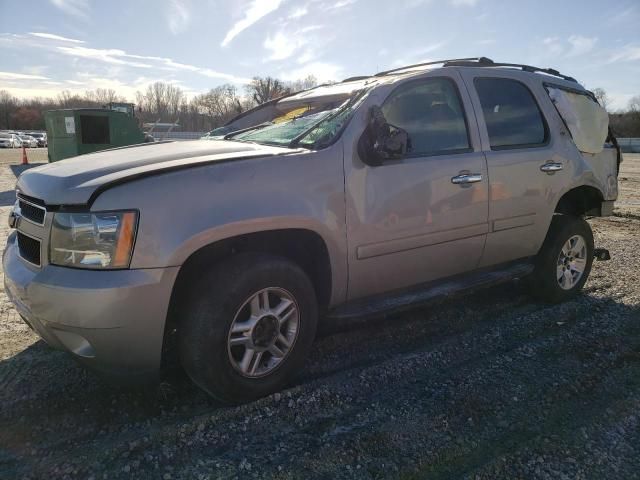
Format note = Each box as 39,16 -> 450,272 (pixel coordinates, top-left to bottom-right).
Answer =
554,184 -> 605,217
161,228 -> 334,372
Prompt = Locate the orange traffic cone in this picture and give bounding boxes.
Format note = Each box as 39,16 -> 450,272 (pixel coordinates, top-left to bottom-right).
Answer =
21,146 -> 28,165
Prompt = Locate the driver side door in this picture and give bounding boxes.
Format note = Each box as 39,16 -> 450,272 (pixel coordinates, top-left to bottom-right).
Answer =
344,73 -> 489,300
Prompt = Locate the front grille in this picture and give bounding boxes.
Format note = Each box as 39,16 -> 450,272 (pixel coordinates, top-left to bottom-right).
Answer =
18,196 -> 46,225
17,232 -> 41,266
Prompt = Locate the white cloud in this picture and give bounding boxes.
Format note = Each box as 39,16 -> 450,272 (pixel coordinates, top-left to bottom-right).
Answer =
280,61 -> 344,83
288,6 -> 308,19
408,0 -> 478,6
390,42 -> 447,67
2,75 -> 188,102
29,32 -> 85,43
264,32 -> 302,61
329,0 -> 357,8
54,45 -> 251,83
607,92 -> 636,111
263,26 -> 323,62
542,36 -> 564,56
166,0 -> 191,35
221,0 -> 284,47
567,35 -> 598,57
608,44 -> 640,63
197,68 -> 251,83
605,6 -> 638,26
57,46 -> 154,68
0,72 -> 49,81
50,0 -> 89,19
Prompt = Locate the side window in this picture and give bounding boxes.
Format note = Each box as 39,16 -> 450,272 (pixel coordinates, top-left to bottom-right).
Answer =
474,78 -> 547,149
381,77 -> 470,156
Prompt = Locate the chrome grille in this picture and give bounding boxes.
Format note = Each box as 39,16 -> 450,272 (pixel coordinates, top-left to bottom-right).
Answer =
17,232 -> 41,266
17,195 -> 46,225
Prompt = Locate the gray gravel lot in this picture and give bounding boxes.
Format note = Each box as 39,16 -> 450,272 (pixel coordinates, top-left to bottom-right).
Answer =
0,149 -> 639,480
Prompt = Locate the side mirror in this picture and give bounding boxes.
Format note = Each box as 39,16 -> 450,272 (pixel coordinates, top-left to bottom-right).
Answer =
358,105 -> 409,166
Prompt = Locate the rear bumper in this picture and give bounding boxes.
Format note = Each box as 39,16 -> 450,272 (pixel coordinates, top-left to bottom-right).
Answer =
3,231 -> 179,384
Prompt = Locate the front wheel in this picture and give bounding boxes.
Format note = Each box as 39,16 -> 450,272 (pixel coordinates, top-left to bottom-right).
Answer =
530,215 -> 594,303
179,253 -> 318,404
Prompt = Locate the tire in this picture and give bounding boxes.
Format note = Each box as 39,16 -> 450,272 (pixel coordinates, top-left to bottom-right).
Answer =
530,214 -> 594,303
178,253 -> 318,404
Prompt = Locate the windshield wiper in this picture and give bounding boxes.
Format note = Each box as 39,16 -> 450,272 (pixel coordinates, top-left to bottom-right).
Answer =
223,122 -> 272,140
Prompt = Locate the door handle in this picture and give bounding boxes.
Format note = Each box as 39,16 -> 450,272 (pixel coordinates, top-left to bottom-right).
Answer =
540,162 -> 563,173
451,173 -> 483,185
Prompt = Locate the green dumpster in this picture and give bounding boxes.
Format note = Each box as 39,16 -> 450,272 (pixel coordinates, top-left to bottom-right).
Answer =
45,105 -> 145,162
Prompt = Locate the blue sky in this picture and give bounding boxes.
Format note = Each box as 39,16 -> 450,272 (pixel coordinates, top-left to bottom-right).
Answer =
1,0 -> 639,110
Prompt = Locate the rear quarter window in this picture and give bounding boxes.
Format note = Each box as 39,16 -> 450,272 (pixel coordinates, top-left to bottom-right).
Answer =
474,78 -> 547,149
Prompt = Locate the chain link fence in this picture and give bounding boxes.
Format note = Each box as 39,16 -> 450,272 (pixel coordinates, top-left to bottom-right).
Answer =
619,138 -> 640,153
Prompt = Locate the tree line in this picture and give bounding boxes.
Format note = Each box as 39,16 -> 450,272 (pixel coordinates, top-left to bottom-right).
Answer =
592,88 -> 640,138
0,75 -> 318,133
1,81 -> 639,137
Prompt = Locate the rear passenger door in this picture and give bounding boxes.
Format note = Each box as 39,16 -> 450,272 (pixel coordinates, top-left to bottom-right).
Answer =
459,71 -> 566,268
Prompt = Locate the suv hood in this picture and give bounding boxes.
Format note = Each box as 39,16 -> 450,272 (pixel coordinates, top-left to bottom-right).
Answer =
17,140 -> 301,206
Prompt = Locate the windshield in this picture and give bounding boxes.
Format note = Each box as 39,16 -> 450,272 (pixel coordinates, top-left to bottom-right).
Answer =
228,89 -> 369,149
233,109 -> 336,147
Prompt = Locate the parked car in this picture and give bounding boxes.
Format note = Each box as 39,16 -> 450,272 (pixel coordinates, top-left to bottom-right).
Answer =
3,58 -> 620,404
0,133 -> 23,148
18,135 -> 38,148
26,132 -> 47,147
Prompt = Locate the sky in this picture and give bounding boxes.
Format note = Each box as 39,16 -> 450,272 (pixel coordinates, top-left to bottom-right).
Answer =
0,0 -> 639,110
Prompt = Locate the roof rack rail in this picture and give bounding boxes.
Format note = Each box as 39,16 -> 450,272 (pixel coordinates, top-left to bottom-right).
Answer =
373,57 -> 577,83
341,75 -> 371,83
374,57 -> 492,77
443,58 -> 578,83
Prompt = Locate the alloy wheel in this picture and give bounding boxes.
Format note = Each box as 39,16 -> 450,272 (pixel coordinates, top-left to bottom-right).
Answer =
227,287 -> 300,378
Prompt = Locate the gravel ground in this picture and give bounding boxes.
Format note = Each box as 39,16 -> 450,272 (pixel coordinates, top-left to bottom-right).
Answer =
0,149 -> 639,480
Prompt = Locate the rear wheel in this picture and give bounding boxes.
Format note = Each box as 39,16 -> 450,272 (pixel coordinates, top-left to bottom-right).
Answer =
178,253 -> 318,404
530,215 -> 594,303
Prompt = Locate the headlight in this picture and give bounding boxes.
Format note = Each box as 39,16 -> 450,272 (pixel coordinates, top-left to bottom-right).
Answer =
50,211 -> 138,269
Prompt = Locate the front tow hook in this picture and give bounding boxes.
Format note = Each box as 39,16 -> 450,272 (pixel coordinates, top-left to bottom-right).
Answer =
594,248 -> 611,261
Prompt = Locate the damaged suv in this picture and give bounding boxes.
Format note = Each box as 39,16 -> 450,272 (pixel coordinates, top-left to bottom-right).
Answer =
4,57 -> 620,403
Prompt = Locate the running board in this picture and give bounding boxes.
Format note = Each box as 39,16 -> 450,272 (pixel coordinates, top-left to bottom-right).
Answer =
329,261 -> 534,320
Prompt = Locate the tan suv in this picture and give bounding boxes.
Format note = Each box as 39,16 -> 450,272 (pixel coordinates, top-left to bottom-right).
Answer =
4,58 -> 620,403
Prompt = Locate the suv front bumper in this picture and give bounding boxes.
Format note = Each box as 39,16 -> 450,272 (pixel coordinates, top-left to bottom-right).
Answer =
3,231 -> 179,383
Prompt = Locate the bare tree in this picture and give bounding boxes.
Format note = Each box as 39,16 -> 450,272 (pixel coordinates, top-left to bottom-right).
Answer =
85,88 -> 125,105
0,75 -> 334,132
630,95 -> 640,115
136,82 -> 185,121
195,84 -> 243,124
287,75 -> 318,93
0,90 -> 19,129
245,77 -> 290,105
592,88 -> 610,111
